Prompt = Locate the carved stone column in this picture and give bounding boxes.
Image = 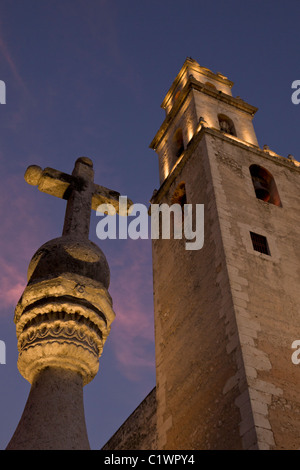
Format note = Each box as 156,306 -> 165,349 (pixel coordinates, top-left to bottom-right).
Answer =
6,236 -> 115,450
7,368 -> 90,450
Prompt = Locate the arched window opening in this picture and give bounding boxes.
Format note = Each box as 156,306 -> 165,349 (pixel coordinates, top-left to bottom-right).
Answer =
218,114 -> 236,136
249,164 -> 282,207
173,128 -> 184,160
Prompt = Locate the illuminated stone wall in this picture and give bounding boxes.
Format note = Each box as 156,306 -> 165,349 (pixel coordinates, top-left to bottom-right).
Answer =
103,59 -> 300,450
151,131 -> 246,450
151,126 -> 300,449
151,58 -> 258,187
102,388 -> 157,450
206,132 -> 300,449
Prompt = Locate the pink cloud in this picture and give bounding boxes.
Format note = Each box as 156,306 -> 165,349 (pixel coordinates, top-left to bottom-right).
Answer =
0,257 -> 26,310
0,169 -> 51,315
108,239 -> 155,381
0,21 -> 31,131
0,165 -> 156,381
0,23 -> 28,94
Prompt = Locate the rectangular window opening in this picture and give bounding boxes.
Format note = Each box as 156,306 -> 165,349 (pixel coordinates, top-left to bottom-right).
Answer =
250,231 -> 271,256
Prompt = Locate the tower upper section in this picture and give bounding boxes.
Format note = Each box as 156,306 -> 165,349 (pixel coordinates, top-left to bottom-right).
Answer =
150,58 -> 259,185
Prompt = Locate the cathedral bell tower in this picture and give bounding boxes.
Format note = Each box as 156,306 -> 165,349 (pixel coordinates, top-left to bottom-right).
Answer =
149,58 -> 300,450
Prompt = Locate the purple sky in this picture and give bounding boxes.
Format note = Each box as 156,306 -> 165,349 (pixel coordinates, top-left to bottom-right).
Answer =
0,0 -> 299,449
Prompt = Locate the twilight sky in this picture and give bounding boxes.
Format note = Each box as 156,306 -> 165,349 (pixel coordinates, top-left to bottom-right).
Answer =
0,0 -> 299,450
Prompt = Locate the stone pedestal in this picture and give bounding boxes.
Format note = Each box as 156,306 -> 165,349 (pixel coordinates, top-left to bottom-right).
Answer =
6,157 -> 122,450
6,236 -> 115,450
7,367 -> 90,450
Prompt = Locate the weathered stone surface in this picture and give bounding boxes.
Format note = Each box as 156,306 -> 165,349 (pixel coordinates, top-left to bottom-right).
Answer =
27,236 -> 110,287
8,157 -> 120,449
102,388 -> 157,450
25,157 -> 133,231
151,136 -> 245,450
6,367 -> 90,450
145,58 -> 300,450
14,271 -> 115,385
149,124 -> 300,449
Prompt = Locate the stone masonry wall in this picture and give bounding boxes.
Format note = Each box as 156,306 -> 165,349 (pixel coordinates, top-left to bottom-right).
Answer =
206,131 -> 300,449
152,131 -> 249,450
102,388 -> 157,450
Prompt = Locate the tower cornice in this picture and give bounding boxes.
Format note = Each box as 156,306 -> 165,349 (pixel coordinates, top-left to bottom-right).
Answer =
161,57 -> 234,111
150,75 -> 258,152
150,126 -> 300,205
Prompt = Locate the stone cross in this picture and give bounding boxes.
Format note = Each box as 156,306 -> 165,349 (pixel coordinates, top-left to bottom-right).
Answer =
24,156 -> 132,239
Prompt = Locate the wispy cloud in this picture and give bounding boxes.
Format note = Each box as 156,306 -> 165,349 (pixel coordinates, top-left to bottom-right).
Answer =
0,258 -> 26,310
108,238 -> 155,381
0,20 -> 28,94
0,163 -> 155,381
82,0 -> 144,101
0,168 -> 51,315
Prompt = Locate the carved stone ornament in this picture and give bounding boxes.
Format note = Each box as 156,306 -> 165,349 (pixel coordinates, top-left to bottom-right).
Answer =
15,271 -> 115,385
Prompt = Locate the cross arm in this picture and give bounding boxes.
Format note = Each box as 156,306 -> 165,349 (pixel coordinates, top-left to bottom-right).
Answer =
24,164 -> 133,214
25,165 -> 73,199
91,184 -> 132,214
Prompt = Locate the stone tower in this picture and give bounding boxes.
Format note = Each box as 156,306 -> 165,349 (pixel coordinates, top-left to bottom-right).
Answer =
147,58 -> 300,450
6,157 -> 131,450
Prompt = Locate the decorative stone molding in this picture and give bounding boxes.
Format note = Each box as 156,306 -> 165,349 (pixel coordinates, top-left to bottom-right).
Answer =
15,272 -> 115,385
7,157 -> 121,449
